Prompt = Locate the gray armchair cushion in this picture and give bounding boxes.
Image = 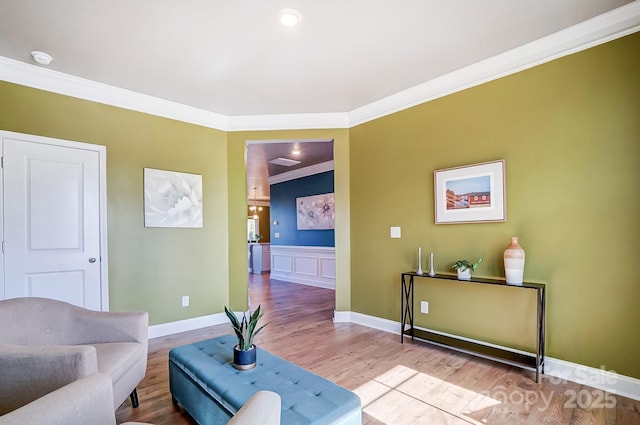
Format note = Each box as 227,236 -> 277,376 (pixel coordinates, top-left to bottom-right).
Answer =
0,344 -> 98,415
0,373 -> 153,425
0,297 -> 148,412
0,371 -> 273,425
94,342 -> 148,409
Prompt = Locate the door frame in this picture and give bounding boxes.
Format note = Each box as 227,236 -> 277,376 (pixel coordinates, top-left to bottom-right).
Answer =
0,130 -> 109,310
244,138 -> 337,302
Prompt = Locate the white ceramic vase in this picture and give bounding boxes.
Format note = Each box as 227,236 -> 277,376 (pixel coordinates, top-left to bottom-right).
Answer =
504,236 -> 525,285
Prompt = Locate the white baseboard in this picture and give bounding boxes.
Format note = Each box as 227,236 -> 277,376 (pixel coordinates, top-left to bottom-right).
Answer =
147,309 -> 640,401
333,311 -> 351,322
349,311 -> 400,334
545,357 -> 640,401
270,272 -> 335,289
148,312 -> 229,339
343,310 -> 640,401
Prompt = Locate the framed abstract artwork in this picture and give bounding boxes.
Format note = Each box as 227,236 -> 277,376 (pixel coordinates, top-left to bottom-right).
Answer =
434,160 -> 506,224
144,168 -> 203,228
296,192 -> 335,230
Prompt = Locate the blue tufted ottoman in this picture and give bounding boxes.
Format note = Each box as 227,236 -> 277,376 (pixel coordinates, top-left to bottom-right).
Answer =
169,335 -> 361,425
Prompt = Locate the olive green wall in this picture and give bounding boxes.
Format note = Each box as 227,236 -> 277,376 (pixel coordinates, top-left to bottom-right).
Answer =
0,82 -> 230,325
1,32 -> 637,379
227,130 -> 351,312
349,33 -> 640,378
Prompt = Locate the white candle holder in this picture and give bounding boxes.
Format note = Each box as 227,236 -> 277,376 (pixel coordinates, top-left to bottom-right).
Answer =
428,252 -> 435,277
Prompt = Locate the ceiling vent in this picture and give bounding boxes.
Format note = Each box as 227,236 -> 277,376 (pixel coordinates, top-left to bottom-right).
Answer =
268,157 -> 301,167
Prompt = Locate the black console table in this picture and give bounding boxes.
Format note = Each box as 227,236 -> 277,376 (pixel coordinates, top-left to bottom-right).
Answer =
401,272 -> 546,382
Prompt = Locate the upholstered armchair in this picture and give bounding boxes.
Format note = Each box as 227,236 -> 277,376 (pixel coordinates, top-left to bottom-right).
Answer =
0,373 -> 151,425
227,391 -> 281,425
0,297 -> 148,414
0,373 -> 280,425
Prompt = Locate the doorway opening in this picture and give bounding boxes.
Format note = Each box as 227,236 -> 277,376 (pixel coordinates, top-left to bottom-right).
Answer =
245,139 -> 335,316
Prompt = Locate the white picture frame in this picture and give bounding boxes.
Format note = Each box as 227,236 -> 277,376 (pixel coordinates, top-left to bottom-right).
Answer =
434,160 -> 506,224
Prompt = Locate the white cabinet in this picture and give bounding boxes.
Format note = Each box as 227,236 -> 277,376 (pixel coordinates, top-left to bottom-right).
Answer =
251,244 -> 271,274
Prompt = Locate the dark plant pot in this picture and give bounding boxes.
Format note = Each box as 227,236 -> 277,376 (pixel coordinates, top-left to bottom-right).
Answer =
233,345 -> 257,370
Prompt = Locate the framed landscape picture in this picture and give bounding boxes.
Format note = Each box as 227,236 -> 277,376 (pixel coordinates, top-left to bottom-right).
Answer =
434,160 -> 506,224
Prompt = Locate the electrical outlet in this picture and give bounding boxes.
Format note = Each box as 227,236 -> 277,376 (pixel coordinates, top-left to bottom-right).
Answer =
274,232 -> 280,238
420,301 -> 429,314
182,295 -> 189,307
390,226 -> 401,238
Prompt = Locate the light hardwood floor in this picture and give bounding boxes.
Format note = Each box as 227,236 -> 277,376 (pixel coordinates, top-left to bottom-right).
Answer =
116,274 -> 640,425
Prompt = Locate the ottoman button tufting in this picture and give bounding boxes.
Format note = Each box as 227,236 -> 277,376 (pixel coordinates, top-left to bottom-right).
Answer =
169,335 -> 361,425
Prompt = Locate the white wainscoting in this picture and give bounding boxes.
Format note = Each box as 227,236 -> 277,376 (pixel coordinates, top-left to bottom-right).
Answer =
270,245 -> 336,289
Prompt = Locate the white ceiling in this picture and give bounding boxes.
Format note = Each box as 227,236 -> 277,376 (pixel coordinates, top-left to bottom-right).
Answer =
0,0 -> 636,118
1,1 -> 638,201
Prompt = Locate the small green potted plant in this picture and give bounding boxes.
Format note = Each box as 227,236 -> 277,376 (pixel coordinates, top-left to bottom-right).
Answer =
224,305 -> 268,370
451,257 -> 483,280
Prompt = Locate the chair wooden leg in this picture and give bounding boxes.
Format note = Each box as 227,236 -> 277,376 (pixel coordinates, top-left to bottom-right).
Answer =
130,388 -> 139,408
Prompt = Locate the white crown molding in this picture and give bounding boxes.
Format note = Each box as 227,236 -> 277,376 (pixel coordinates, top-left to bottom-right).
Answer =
1,2 -> 638,131
347,1 -> 640,127
246,138 -> 333,144
0,56 -> 229,131
227,113 -> 349,131
268,160 -> 334,185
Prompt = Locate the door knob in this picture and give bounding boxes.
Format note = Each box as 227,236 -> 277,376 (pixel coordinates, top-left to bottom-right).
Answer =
88,257 -> 97,263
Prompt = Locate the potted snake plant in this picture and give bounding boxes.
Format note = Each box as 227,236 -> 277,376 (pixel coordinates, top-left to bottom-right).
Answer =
224,305 -> 268,370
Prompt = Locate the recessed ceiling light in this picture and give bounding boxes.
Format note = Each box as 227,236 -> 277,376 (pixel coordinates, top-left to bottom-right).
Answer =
278,9 -> 302,27
30,50 -> 53,65
269,157 -> 301,167
291,149 -> 301,155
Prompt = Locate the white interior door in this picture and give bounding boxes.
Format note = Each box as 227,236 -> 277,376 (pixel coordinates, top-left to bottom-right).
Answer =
1,132 -> 107,310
